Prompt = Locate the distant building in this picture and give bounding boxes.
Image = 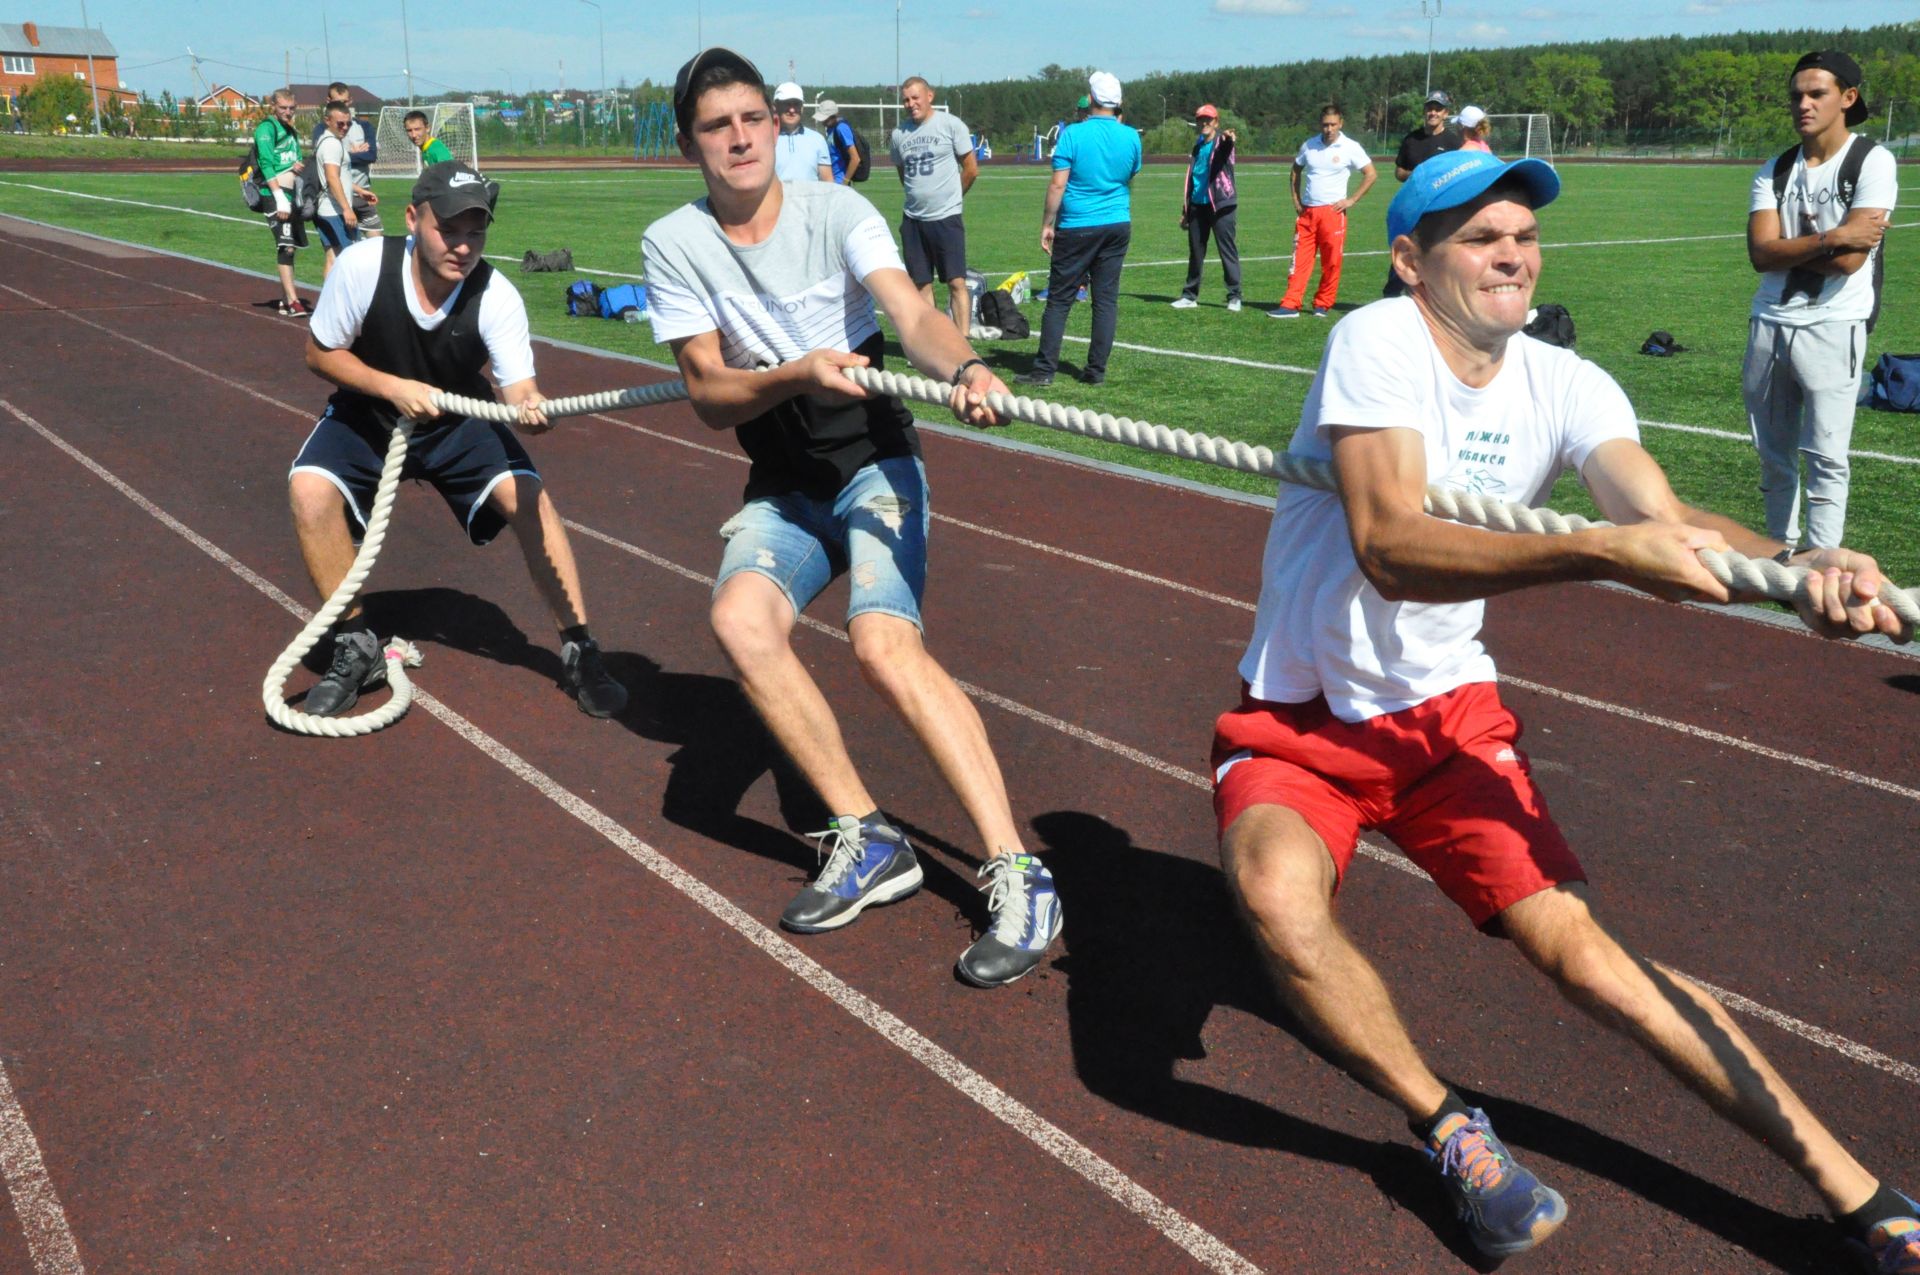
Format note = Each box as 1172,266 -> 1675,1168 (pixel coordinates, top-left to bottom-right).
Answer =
282,82 -> 388,111
195,85 -> 258,120
0,20 -> 135,117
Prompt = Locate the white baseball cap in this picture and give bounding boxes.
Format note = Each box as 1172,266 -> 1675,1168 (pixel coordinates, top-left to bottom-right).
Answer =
1087,71 -> 1122,108
1455,105 -> 1487,128
773,81 -> 804,104
812,98 -> 837,121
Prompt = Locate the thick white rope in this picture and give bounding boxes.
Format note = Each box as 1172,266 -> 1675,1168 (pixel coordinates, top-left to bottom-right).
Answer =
261,420 -> 425,736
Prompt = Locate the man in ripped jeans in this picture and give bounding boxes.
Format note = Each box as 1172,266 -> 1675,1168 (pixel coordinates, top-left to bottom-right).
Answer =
640,47 -> 1064,987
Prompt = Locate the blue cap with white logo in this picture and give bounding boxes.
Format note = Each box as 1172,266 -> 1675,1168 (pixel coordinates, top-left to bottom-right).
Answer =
1386,149 -> 1560,248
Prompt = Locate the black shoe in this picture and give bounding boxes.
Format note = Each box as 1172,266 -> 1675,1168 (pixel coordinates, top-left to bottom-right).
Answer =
305,630 -> 385,716
562,637 -> 628,717
781,815 -> 924,933
1077,369 -> 1104,385
1013,370 -> 1053,387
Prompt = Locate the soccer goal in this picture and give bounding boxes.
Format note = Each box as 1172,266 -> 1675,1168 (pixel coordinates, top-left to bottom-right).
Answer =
1485,113 -> 1555,167
369,103 -> 481,180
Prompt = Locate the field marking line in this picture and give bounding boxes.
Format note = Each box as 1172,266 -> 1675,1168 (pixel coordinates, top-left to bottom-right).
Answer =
0,178 -> 261,225
0,1053 -> 85,1275
2,395 -> 1261,1275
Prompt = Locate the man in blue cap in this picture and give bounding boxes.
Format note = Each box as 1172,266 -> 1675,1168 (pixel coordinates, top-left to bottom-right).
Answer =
1209,148 -> 1915,1265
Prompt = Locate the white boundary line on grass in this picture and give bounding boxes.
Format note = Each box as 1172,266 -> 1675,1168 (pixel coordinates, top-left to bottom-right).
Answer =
6,269 -> 1918,1101
3,394 -> 1261,1275
0,1055 -> 84,1274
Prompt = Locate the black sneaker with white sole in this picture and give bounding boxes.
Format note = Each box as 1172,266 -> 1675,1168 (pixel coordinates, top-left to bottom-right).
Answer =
561,637 -> 628,717
956,854 -> 1062,987
780,815 -> 924,933
304,629 -> 386,717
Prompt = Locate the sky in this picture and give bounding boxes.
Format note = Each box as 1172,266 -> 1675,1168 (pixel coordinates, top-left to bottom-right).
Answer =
86,0 -> 1917,102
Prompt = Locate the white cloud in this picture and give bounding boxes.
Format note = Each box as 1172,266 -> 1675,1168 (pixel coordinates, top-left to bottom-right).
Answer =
1348,22 -> 1424,41
962,6 -> 997,15
1213,0 -> 1311,14
1464,20 -> 1509,38
1520,6 -> 1560,19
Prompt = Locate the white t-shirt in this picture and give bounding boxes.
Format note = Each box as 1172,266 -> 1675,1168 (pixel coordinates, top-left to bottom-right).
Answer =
313,132 -> 349,218
1238,297 -> 1639,722
1294,133 -> 1372,207
774,127 -> 833,184
642,183 -> 905,369
1748,134 -> 1897,326
309,237 -> 537,388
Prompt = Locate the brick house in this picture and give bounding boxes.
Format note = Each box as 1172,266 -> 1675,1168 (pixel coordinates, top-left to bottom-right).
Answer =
283,82 -> 387,112
195,85 -> 258,121
0,20 -> 134,117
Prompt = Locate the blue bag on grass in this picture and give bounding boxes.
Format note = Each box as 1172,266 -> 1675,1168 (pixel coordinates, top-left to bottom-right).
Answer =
596,283 -> 648,321
1857,353 -> 1920,413
565,279 -> 602,317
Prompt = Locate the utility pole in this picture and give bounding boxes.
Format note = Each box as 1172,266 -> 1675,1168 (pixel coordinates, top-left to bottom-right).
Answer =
895,0 -> 902,95
400,0 -> 415,105
1421,0 -> 1442,101
579,0 -> 606,143
321,10 -> 333,83
77,0 -> 103,135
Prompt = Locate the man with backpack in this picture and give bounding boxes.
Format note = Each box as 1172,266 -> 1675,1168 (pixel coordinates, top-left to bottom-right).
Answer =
1743,50 -> 1895,551
813,100 -> 864,185
253,88 -> 310,317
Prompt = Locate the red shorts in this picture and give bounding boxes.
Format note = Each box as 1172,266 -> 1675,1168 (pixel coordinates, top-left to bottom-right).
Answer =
1210,682 -> 1584,928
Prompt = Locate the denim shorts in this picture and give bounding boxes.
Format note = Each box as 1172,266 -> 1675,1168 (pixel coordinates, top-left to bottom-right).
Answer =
312,213 -> 354,250
715,456 -> 930,628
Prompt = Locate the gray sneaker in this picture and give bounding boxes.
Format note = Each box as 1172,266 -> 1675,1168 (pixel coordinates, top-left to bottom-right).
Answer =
956,854 -> 1062,987
561,637 -> 628,717
781,815 -> 923,933
305,629 -> 385,717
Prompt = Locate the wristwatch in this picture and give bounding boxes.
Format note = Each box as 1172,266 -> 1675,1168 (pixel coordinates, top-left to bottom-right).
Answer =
952,357 -> 989,386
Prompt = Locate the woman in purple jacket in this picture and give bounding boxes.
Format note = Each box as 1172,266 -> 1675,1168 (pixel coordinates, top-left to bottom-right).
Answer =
1173,104 -> 1241,311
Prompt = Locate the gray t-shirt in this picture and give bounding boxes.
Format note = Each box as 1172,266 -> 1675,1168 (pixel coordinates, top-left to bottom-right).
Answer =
889,110 -> 973,222
642,182 -> 919,499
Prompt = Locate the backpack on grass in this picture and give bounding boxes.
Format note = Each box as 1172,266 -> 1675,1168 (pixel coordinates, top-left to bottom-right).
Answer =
1857,353 -> 1920,413
1522,303 -> 1574,349
976,289 -> 1029,339
596,282 -> 648,321
565,279 -> 603,317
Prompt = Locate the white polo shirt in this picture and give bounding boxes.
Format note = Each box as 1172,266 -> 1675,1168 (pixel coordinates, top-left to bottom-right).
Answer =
1295,133 -> 1372,207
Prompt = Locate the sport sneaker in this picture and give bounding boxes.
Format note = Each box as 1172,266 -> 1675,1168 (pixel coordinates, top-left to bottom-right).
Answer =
1848,1192 -> 1920,1273
1013,370 -> 1053,387
561,637 -> 627,718
1169,297 -> 1199,309
956,853 -> 1062,987
304,629 -> 386,717
1311,306 -> 1330,317
780,815 -> 924,933
1424,1109 -> 1567,1258
1267,307 -> 1300,319
1226,298 -> 1243,312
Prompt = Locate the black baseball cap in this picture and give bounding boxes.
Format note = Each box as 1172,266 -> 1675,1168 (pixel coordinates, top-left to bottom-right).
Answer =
410,161 -> 499,221
1424,89 -> 1453,109
1792,51 -> 1870,127
673,46 -> 765,135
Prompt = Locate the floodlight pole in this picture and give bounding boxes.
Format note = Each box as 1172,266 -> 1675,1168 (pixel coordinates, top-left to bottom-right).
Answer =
579,0 -> 607,140
895,0 -> 902,97
400,0 -> 415,106
77,0 -> 102,136
1421,0 -> 1441,102
321,10 -> 333,83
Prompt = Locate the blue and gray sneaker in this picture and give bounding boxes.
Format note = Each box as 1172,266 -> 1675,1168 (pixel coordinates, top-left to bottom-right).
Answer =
1424,1108 -> 1568,1258
1847,1191 -> 1920,1273
956,854 -> 1062,988
779,815 -> 924,934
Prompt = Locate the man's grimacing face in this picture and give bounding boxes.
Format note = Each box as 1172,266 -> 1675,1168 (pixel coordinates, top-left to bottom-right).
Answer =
678,81 -> 778,198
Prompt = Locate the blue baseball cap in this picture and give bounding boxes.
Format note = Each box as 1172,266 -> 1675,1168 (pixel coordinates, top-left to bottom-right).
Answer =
1386,150 -> 1560,248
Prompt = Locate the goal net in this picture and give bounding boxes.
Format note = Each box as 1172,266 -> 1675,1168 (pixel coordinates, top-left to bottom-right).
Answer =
369,103 -> 481,180
1484,113 -> 1554,167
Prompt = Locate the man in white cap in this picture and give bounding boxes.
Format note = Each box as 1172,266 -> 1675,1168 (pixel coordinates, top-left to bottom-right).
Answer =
772,80 -> 832,183
814,99 -> 863,184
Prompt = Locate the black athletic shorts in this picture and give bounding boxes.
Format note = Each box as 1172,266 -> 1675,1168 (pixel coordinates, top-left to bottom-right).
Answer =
899,214 -> 966,287
290,409 -> 539,546
266,212 -> 309,250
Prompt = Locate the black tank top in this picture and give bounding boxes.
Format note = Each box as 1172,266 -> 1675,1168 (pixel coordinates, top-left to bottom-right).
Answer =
326,235 -> 497,429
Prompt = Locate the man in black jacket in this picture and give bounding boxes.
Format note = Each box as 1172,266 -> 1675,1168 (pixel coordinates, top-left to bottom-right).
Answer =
1173,104 -> 1241,312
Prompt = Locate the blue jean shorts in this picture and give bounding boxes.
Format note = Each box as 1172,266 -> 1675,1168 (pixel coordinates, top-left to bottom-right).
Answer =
716,456 -> 930,628
312,212 -> 355,250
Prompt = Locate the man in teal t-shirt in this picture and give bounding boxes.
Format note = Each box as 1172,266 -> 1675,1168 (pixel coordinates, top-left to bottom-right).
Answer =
1017,71 -> 1141,387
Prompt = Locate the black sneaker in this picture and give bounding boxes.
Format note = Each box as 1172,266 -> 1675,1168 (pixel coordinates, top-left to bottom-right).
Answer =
1077,369 -> 1105,385
956,854 -> 1062,987
561,637 -> 627,717
305,630 -> 386,717
780,815 -> 924,933
1013,370 -> 1054,387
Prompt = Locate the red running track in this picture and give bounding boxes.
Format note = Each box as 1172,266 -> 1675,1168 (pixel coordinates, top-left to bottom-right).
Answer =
0,214 -> 1915,1274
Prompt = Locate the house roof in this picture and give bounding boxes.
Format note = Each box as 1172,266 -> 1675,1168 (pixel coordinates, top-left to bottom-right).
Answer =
0,23 -> 117,59
197,84 -> 258,106
283,82 -> 388,109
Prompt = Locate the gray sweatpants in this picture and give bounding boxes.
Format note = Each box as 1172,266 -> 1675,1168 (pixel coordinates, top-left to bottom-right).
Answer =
1741,315 -> 1864,549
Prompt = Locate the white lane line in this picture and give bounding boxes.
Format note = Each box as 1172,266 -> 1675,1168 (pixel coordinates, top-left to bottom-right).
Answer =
4,397 -> 1260,1275
1499,674 -> 1920,803
0,179 -> 260,225
0,1055 -> 85,1275
482,253 -> 647,281
11,273 -> 1920,1088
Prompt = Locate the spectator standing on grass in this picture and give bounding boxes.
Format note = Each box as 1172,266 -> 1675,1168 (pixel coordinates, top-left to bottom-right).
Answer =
312,103 -> 360,278
1018,71 -> 1141,387
1215,145 -> 1919,1269
1385,92 -> 1462,297
1744,50 -> 1894,552
641,48 -> 1062,988
288,161 -> 628,721
814,99 -> 861,184
1272,102 -> 1376,319
310,83 -> 382,237
404,111 -> 454,166
1172,104 -> 1241,312
254,89 -> 310,318
1455,105 -> 1493,153
890,76 -> 979,338
772,81 -> 832,183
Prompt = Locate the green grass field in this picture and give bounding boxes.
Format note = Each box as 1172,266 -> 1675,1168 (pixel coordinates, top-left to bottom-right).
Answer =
2,159 -> 1916,585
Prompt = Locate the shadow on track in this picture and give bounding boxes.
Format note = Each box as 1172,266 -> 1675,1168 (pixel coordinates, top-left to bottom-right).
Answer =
1034,809 -> 1834,1274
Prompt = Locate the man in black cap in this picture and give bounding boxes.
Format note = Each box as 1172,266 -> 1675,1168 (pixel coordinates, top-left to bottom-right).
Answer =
284,161 -> 629,720
1383,89 -> 1462,296
1743,50 -> 1896,553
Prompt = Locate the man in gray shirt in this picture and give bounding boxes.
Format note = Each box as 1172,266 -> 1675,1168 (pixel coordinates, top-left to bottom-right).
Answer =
888,75 -> 978,336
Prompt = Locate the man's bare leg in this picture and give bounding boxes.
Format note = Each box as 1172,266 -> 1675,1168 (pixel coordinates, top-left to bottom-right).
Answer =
493,477 -> 588,631
1500,884 -> 1880,1216
945,274 -> 972,336
289,472 -> 362,617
